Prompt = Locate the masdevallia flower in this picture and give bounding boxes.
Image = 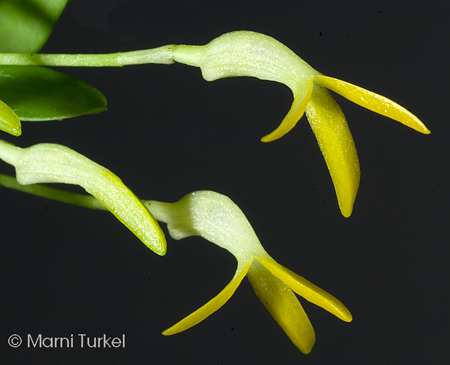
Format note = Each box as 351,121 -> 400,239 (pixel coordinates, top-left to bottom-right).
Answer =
171,31 -> 430,217
146,190 -> 352,354
0,139 -> 166,255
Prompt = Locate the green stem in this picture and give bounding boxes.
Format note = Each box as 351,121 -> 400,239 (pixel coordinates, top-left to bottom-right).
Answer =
0,173 -> 106,210
0,173 -> 158,214
0,45 -> 175,67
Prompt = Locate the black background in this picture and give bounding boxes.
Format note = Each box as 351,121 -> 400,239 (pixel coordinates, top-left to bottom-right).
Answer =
1,1 -> 449,364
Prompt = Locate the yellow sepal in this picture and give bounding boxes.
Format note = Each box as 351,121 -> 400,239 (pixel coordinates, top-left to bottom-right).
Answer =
261,79 -> 314,142
306,84 -> 360,218
163,261 -> 252,336
256,257 -> 352,322
247,259 -> 315,354
315,75 -> 430,134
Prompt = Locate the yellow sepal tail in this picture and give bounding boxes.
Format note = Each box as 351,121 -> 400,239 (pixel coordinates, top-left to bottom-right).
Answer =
162,261 -> 252,335
315,75 -> 430,134
261,79 -> 314,142
306,84 -> 360,218
248,259 -> 315,354
257,257 -> 352,322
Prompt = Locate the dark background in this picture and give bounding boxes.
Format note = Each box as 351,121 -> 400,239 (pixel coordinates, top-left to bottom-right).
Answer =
1,1 -> 448,364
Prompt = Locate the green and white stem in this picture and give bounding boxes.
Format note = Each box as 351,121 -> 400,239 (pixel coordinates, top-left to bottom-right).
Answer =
0,45 -> 175,67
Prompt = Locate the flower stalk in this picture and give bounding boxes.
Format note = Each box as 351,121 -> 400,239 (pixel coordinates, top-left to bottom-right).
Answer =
0,45 -> 175,67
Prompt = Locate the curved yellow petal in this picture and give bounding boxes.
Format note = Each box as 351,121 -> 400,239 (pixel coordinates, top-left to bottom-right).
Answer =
315,75 -> 430,134
257,257 -> 352,322
305,84 -> 360,218
162,261 -> 252,336
173,32 -> 320,143
0,99 -> 21,136
247,259 -> 315,354
261,79 -> 314,142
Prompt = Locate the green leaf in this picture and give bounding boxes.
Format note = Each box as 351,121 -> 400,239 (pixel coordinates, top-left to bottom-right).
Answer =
0,66 -> 107,121
0,0 -> 69,53
0,99 -> 21,136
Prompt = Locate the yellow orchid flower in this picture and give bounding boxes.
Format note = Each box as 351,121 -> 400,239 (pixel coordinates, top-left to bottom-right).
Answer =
0,173 -> 351,353
0,139 -> 166,255
171,31 -> 430,217
146,191 -> 352,354
0,30 -> 428,216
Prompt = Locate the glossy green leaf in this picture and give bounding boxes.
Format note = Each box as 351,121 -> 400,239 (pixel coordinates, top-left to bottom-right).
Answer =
0,66 -> 107,121
0,0 -> 69,53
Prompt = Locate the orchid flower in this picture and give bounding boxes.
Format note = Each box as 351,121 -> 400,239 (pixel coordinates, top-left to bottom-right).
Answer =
1,31 -> 429,216
171,31 -> 430,217
0,139 -> 166,255
0,168 -> 351,353
146,190 -> 352,354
